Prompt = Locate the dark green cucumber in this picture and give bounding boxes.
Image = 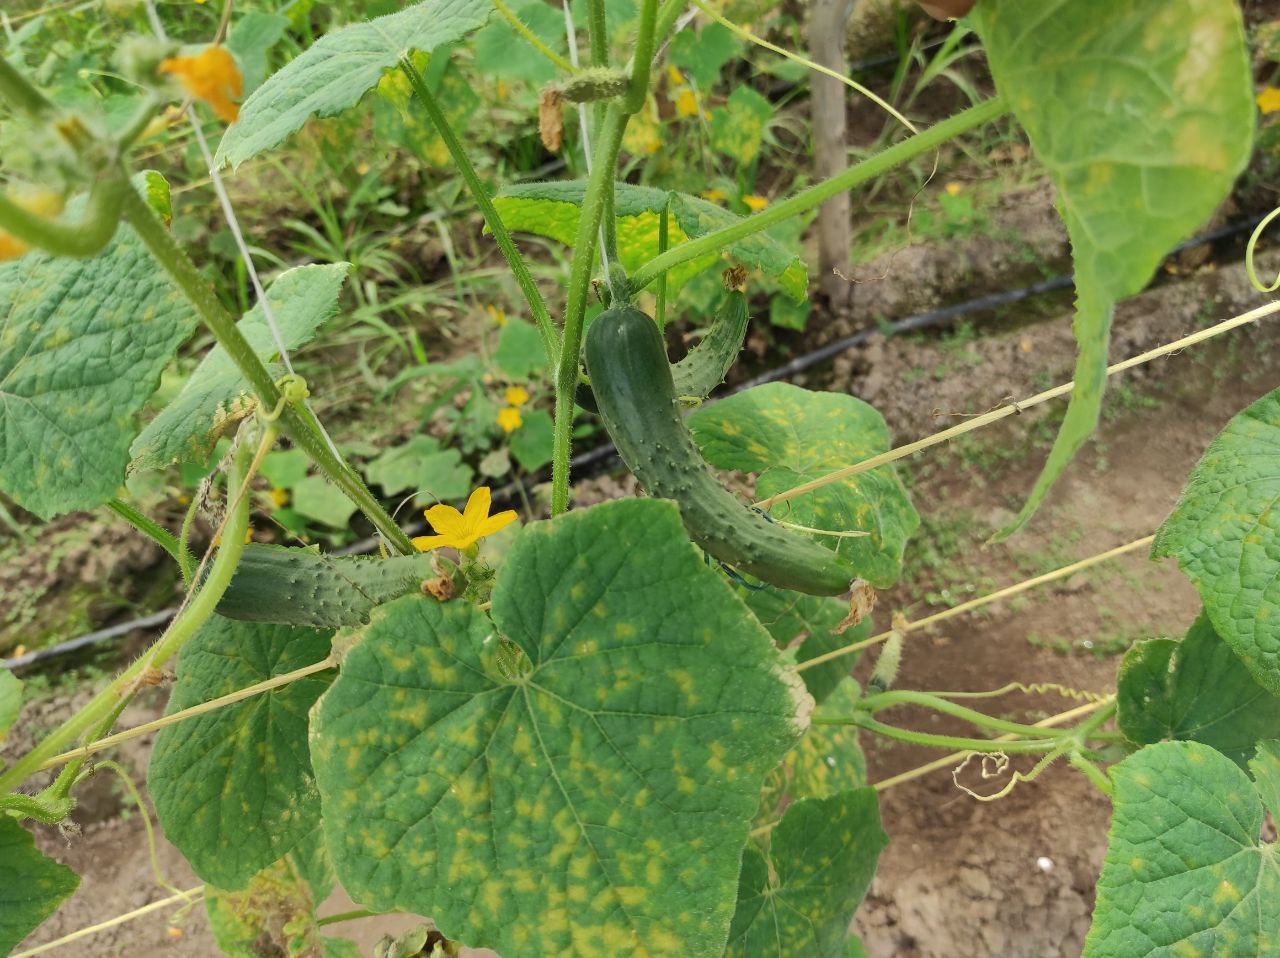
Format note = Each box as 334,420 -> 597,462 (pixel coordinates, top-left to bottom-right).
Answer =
215,543 -> 434,629
576,286 -> 749,412
585,305 -> 856,596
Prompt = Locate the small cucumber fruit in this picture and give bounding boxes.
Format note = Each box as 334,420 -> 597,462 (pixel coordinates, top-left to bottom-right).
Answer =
216,543 -> 434,629
576,281 -> 749,412
585,304 -> 856,596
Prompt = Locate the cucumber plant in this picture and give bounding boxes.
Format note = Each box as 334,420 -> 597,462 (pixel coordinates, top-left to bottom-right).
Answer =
0,0 -> 1276,955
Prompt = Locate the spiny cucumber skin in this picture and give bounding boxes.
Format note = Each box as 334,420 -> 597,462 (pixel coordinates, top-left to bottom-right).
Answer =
216,544 -> 433,629
585,306 -> 856,596
577,290 -> 748,413
671,289 -> 749,400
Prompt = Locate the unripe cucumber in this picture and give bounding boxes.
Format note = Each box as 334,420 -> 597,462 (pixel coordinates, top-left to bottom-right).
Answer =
576,286 -> 749,412
585,305 -> 856,596
216,543 -> 434,629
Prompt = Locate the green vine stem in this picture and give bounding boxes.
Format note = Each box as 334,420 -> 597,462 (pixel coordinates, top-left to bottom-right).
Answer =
624,0 -> 659,115
108,498 -> 197,584
0,173 -> 127,258
117,185 -> 416,555
828,714 -> 1062,755
1068,751 -> 1114,797
0,436 -> 256,795
0,53 -> 54,116
854,689 -> 1075,740
655,0 -> 689,47
551,105 -> 629,515
399,55 -> 559,368
629,95 -> 1008,291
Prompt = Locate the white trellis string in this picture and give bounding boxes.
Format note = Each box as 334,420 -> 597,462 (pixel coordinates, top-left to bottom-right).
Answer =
561,0 -> 613,289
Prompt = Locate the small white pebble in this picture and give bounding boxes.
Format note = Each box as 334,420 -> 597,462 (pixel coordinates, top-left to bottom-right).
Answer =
1036,856 -> 1054,873
825,756 -> 837,768
1081,639 -> 1095,649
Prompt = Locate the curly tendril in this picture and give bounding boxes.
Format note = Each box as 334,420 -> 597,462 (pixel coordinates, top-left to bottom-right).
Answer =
1245,206 -> 1280,293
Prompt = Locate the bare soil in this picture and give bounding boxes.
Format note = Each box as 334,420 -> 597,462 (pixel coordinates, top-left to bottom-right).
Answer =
9,229 -> 1280,957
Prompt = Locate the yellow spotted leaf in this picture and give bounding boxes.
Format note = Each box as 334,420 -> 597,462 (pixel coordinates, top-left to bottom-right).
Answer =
310,498 -> 810,957
1083,740 -> 1280,957
727,789 -> 886,958
689,383 -> 919,588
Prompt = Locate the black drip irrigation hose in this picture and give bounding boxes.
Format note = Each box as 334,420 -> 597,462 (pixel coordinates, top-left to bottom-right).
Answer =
3,213 -> 1264,673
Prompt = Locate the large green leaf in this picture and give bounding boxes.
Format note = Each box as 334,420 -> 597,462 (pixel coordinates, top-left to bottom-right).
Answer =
216,0 -> 496,167
689,383 -> 919,588
149,616 -> 333,890
972,0 -> 1253,535
1083,740 -> 1280,957
0,199 -> 197,518
494,181 -> 808,301
311,498 -> 809,957
727,789 -> 886,958
363,435 -> 473,504
0,818 -> 79,956
1152,387 -> 1280,694
1118,613 -> 1280,769
131,264 -> 348,470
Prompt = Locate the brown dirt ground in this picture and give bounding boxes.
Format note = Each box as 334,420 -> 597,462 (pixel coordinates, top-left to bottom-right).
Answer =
8,235 -> 1280,957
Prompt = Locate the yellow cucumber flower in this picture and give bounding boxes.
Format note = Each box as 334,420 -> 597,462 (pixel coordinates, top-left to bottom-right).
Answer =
1259,87 -> 1280,115
504,385 -> 530,407
412,487 -> 517,552
742,194 -> 769,212
159,45 -> 243,123
497,406 -> 523,432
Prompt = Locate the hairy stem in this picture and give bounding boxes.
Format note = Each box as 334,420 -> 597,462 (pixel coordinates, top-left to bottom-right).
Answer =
551,105 -> 629,515
0,439 -> 255,795
400,56 -> 559,368
108,498 -> 197,584
629,96 -> 1007,291
493,0 -> 576,73
624,0 -> 660,115
119,185 -> 415,554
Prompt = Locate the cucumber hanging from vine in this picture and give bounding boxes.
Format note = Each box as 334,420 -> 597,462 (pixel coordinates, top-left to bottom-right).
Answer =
585,302 -> 857,596
576,270 -> 750,412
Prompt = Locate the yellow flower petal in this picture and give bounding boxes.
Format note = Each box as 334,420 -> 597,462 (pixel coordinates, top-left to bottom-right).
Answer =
504,385 -> 530,407
159,45 -> 243,123
477,509 -> 519,538
1258,87 -> 1280,115
463,487 -> 492,528
944,180 -> 963,196
412,534 -> 450,552
497,406 -> 523,433
675,88 -> 700,118
666,65 -> 684,87
743,194 -> 769,212
423,503 -> 465,536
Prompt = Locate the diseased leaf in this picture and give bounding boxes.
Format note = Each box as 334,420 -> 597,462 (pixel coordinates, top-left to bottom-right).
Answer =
708,86 -> 772,167
1083,740 -> 1280,957
131,264 -> 348,471
0,192 -> 197,518
1152,387 -> 1280,694
0,668 -> 21,742
1118,613 -> 1280,769
727,789 -> 886,958
759,682 -> 867,827
972,0 -> 1254,535
0,818 -> 79,955
495,180 -> 808,301
690,383 -> 919,588
216,0 -> 496,167
205,854 -> 330,957
311,498 -> 809,957
743,586 -> 866,704
364,435 -> 473,504
149,616 -> 333,890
